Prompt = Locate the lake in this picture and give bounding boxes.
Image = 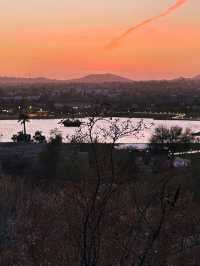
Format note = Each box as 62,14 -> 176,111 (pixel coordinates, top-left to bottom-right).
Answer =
0,118 -> 199,143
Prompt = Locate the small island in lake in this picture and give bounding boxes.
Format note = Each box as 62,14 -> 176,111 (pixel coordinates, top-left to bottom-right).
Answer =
59,118 -> 82,127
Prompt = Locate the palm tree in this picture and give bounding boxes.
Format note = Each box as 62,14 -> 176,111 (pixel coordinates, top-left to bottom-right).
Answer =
18,113 -> 29,135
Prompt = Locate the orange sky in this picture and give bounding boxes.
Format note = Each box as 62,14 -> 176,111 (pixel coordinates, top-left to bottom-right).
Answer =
0,0 -> 199,80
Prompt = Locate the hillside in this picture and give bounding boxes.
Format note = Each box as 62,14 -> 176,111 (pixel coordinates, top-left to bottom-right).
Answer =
69,73 -> 133,83
0,76 -> 56,85
0,73 -> 133,85
0,73 -> 199,86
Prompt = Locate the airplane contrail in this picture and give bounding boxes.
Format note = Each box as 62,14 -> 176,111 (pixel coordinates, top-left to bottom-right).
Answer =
106,0 -> 188,49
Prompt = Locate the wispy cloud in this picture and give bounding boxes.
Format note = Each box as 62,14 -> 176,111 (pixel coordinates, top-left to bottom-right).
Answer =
106,0 -> 188,50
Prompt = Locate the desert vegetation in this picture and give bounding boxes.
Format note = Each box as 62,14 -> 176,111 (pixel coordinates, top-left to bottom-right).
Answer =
0,119 -> 199,265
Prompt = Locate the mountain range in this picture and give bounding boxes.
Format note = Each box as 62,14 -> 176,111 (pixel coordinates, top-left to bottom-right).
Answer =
0,73 -> 199,85
0,73 -> 132,85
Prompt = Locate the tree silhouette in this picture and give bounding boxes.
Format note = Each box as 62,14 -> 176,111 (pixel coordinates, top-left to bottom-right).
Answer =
33,131 -> 46,143
150,125 -> 194,154
18,113 -> 29,135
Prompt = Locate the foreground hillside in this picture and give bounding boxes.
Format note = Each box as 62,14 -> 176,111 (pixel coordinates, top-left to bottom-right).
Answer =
0,141 -> 200,265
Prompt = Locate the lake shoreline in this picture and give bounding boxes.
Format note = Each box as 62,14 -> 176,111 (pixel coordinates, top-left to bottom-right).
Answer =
0,117 -> 200,143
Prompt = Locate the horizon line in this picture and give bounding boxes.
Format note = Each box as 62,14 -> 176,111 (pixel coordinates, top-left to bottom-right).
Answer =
0,72 -> 196,82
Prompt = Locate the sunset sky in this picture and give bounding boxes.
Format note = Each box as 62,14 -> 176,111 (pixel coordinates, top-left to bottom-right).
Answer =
0,0 -> 199,80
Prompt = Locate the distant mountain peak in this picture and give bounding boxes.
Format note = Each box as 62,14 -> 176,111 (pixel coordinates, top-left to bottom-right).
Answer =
71,73 -> 133,83
0,73 -> 133,85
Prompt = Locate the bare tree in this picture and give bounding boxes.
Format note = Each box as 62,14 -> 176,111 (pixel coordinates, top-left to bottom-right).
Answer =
2,118 -> 199,266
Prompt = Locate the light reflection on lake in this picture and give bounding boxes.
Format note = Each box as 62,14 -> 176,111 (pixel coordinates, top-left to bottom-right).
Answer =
0,118 -> 199,143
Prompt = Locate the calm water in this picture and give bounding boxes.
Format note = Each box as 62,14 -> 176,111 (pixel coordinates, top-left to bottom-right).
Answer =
0,118 -> 200,143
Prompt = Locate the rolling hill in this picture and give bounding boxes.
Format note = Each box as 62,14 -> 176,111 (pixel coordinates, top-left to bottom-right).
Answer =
0,73 -> 133,85
69,73 -> 133,83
